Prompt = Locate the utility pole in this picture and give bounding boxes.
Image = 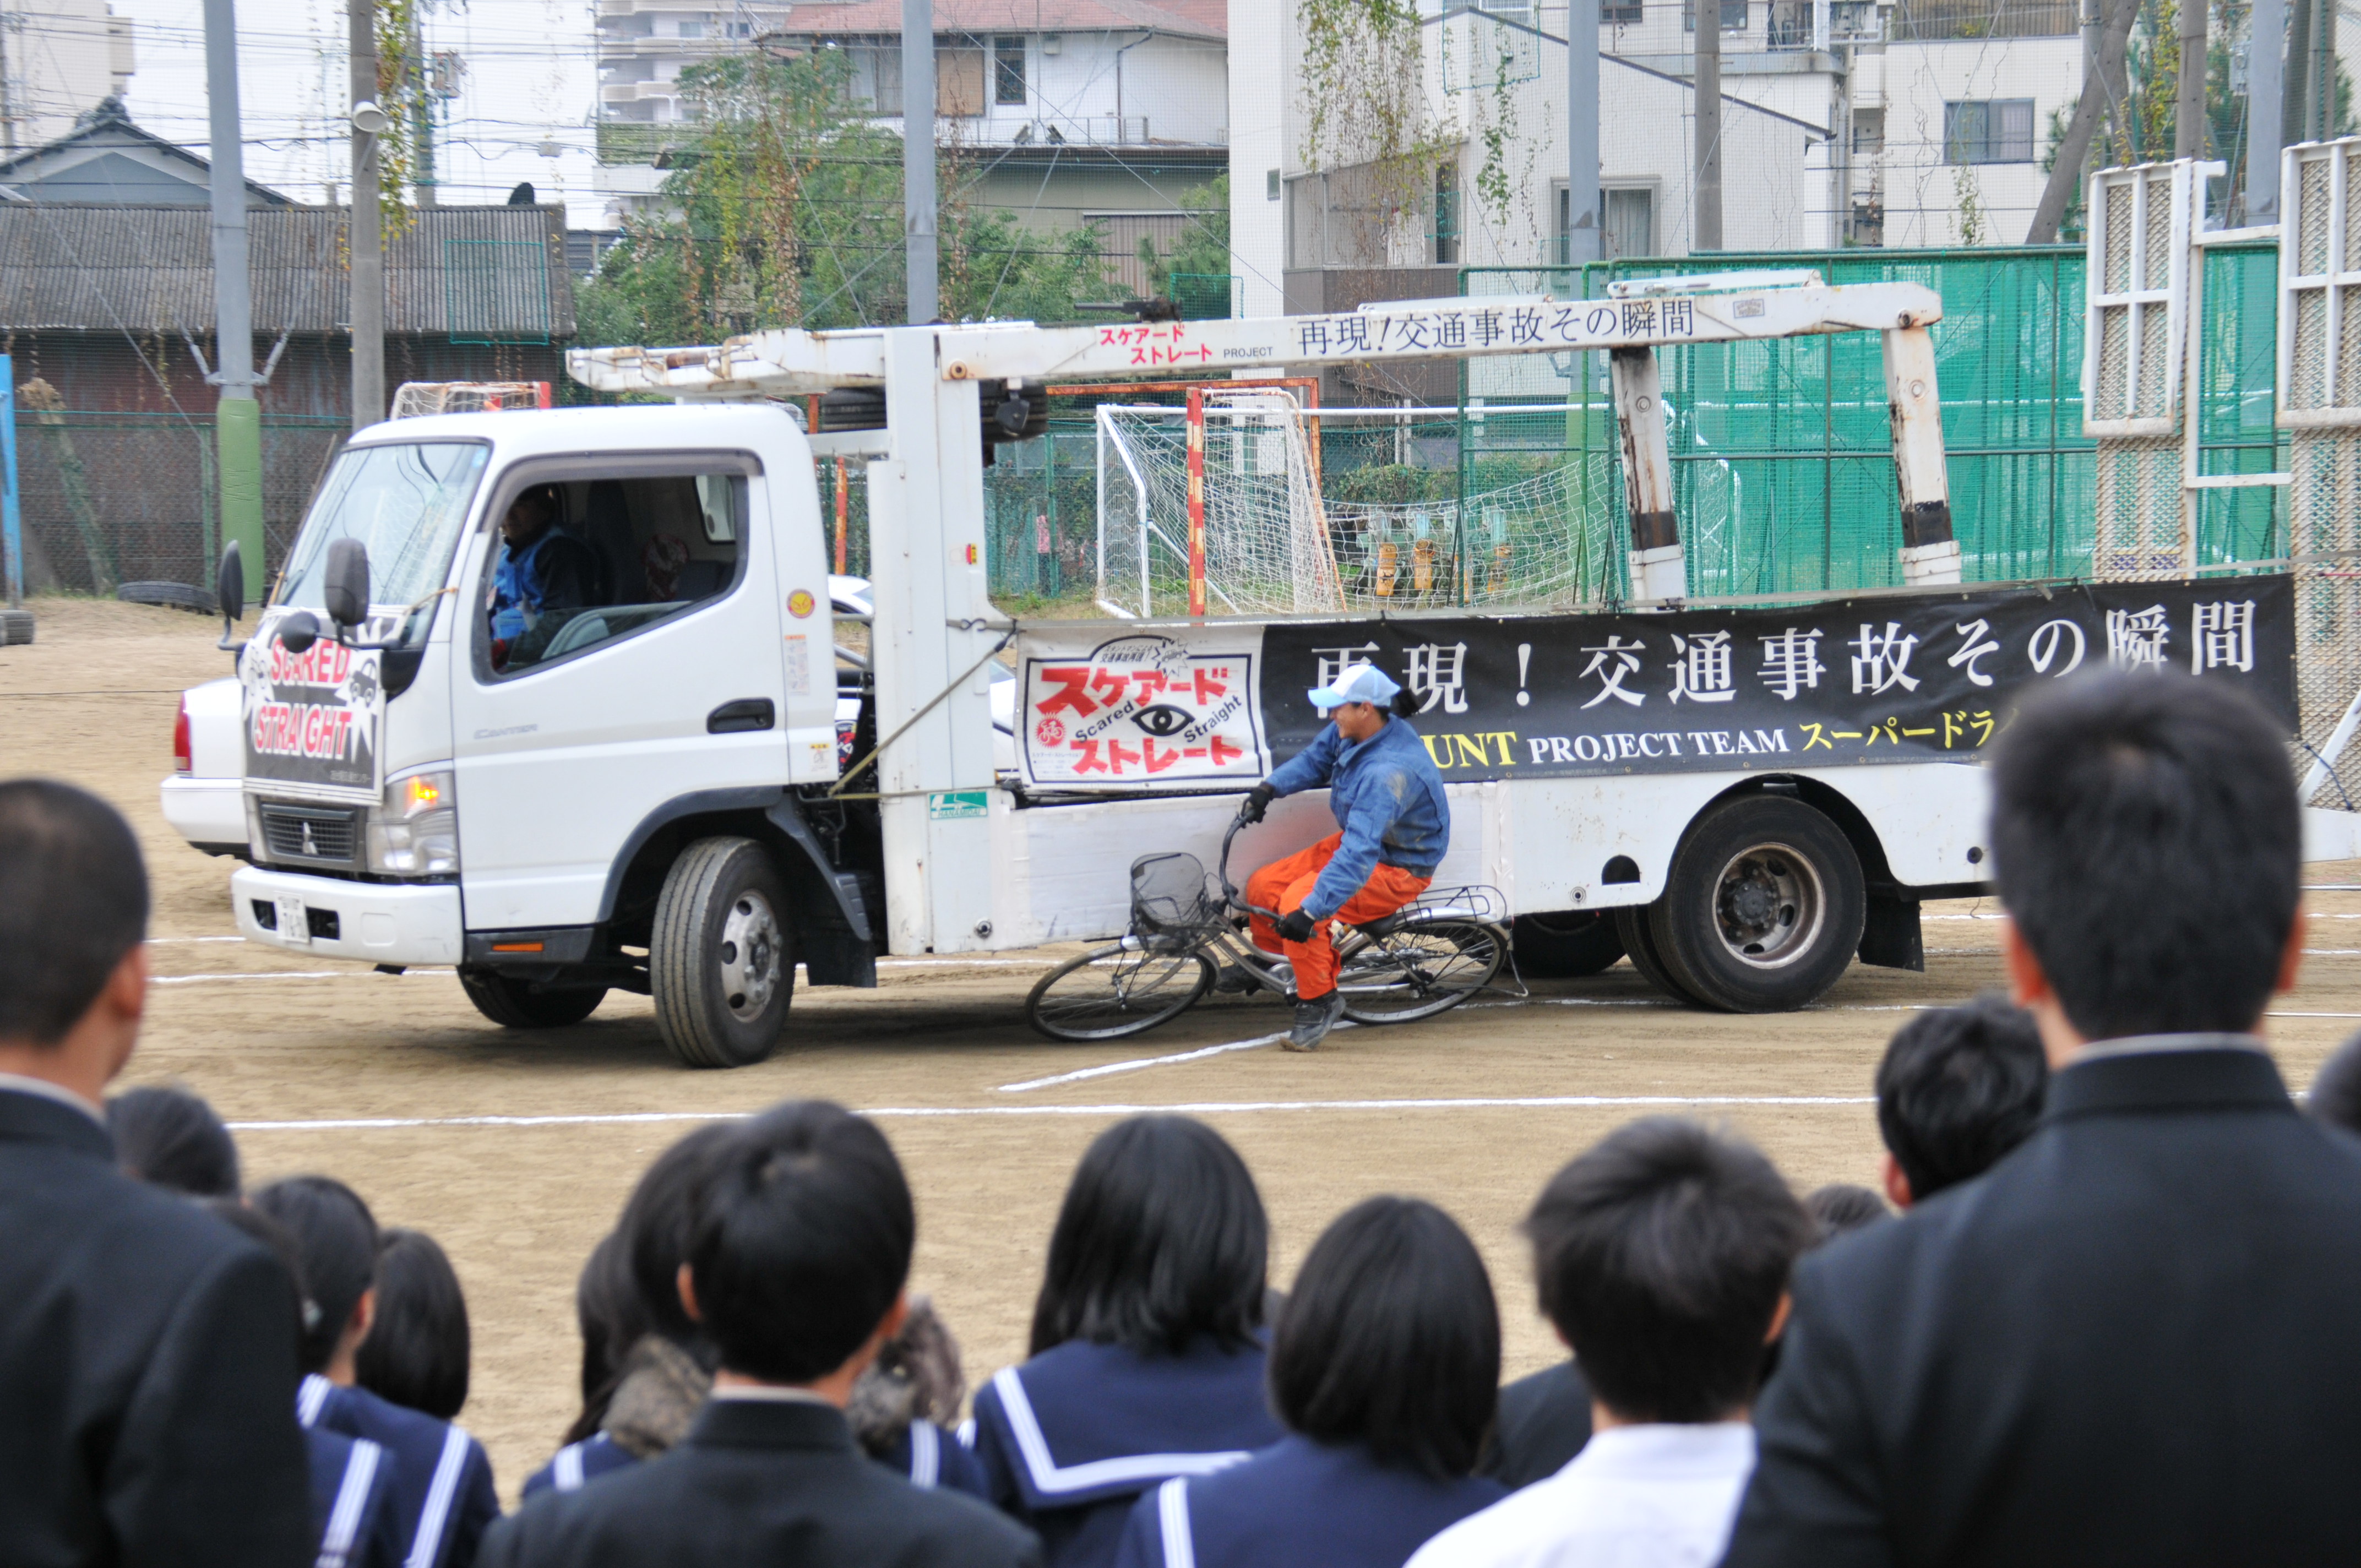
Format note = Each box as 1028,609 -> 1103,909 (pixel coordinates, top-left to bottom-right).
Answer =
1695,0 -> 1722,250
2248,0 -> 2287,221
2314,0 -> 2337,139
351,0 -> 385,429
204,0 -> 265,602
2286,0 -> 2314,143
902,0 -> 937,323
412,8 -> 434,206
1566,0 -> 1601,266
2174,0 -> 2207,161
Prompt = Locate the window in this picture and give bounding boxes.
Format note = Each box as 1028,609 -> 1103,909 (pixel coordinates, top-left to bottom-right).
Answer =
993,35 -> 1026,105
1684,0 -> 1748,29
853,45 -> 901,114
1433,163 -> 1460,266
1601,0 -> 1643,21
675,18 -> 703,38
1604,187 -> 1653,260
1267,167 -> 1280,201
282,443 -> 488,653
1944,98 -> 2034,163
478,470 -> 749,678
1853,106 -> 1884,155
938,46 -> 986,116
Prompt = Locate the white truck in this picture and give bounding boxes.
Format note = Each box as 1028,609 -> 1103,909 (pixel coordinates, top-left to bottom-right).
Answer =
193,277 -> 2339,1066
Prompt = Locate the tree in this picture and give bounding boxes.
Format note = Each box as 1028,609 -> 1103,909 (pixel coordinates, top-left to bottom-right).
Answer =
1136,173 -> 1232,300
577,46 -> 1114,344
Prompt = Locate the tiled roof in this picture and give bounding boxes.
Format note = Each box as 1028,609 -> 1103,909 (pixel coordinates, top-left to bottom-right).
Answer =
0,204 -> 575,337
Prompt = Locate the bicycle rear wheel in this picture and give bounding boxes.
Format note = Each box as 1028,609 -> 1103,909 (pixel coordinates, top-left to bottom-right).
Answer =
1026,943 -> 1215,1042
1335,918 -> 1508,1025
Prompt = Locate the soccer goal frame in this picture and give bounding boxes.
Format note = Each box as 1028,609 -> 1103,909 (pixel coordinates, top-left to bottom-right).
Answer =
1051,376 -> 1329,619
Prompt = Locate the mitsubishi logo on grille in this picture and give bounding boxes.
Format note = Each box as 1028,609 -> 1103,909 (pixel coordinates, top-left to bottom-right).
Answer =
301,821 -> 318,857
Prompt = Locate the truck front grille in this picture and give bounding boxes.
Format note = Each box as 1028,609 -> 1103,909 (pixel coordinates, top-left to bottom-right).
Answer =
258,803 -> 361,868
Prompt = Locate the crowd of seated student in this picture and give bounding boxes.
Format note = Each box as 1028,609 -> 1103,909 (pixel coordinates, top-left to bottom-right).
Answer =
19,663 -> 2361,1568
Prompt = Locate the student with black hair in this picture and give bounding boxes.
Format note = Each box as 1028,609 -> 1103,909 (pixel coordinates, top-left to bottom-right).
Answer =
357,1229 -> 472,1421
970,1115 -> 1283,1568
1412,1118 -> 1811,1568
1803,1183 -> 1892,1240
1727,669 -> 2361,1567
1873,991 -> 2048,1208
1116,1196 -> 1507,1568
254,1176 -> 502,1568
108,1082 -> 241,1196
210,1199 -> 407,1568
2311,1030 -> 2361,1134
523,1124 -> 989,1503
0,778 -> 311,1566
480,1100 -> 1037,1568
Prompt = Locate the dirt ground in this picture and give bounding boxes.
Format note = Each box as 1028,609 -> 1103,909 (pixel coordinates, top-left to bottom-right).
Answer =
11,594 -> 2361,1506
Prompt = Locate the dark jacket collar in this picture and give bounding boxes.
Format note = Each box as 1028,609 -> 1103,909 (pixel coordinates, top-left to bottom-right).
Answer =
0,1082 -> 115,1161
2044,1037 -> 2292,1123
685,1396 -> 856,1454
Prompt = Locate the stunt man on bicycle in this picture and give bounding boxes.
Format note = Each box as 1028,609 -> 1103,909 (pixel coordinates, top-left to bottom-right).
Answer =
1235,662 -> 1450,1052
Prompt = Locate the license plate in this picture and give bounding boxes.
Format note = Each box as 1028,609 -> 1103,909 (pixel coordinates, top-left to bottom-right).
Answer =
275,895 -> 311,945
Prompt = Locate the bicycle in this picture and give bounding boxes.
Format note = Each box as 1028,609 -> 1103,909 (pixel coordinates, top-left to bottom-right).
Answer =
1024,809 -> 1513,1042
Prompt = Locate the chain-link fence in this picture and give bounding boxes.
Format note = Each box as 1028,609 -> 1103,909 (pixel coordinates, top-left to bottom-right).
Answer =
10,410 -> 349,597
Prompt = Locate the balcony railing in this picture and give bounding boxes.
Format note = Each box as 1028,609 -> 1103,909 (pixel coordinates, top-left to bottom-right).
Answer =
1891,0 -> 2074,39
1765,0 -> 1886,48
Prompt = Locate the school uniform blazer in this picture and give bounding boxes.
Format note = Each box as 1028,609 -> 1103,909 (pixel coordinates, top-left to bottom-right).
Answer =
970,1338 -> 1285,1568
1479,1362 -> 1593,1491
1723,1041 -> 2361,1568
299,1374 -> 499,1568
0,1085 -> 312,1567
520,1418 -> 989,1502
477,1397 -> 1042,1568
1112,1435 -> 1505,1568
307,1427 -> 406,1568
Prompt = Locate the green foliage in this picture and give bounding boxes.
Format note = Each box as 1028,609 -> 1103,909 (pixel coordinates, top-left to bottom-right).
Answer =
1136,174 -> 1231,297
576,46 -> 1113,343
1296,0 -> 1453,232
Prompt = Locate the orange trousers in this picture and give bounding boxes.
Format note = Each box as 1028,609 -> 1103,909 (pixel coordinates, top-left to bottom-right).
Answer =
1246,831 -> 1431,1000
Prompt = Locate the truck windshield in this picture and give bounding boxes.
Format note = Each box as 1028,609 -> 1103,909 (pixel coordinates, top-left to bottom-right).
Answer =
278,441 -> 488,648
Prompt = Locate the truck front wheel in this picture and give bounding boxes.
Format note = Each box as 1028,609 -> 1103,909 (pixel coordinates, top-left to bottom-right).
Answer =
1647,795 -> 1864,1012
652,836 -> 796,1068
459,971 -> 607,1028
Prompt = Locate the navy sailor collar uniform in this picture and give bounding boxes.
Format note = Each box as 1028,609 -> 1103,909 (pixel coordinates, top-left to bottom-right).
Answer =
969,1338 -> 1283,1568
306,1427 -> 406,1568
520,1419 -> 988,1501
1112,1434 -> 1505,1568
300,1373 -> 501,1568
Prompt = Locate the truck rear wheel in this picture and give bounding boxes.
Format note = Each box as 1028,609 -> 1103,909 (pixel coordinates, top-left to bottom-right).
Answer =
1646,795 -> 1864,1012
652,836 -> 796,1068
1511,910 -> 1625,979
1613,905 -> 1703,1004
459,971 -> 607,1028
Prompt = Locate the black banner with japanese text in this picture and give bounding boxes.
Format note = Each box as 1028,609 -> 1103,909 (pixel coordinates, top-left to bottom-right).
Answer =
1257,576 -> 2297,781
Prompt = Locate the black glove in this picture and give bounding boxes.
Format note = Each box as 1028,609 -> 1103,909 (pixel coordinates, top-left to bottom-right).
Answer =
1241,783 -> 1277,824
1275,908 -> 1317,944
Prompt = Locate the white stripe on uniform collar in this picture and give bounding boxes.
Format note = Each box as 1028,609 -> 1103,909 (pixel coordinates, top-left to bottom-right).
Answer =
909,1420 -> 940,1489
552,1442 -> 585,1493
316,1437 -> 383,1568
1157,1477 -> 1197,1568
404,1425 -> 472,1568
297,1373 -> 334,1429
989,1366 -> 1254,1498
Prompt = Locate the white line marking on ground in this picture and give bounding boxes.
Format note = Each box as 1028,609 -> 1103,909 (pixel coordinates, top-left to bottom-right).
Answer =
225,1093 -> 1881,1134
151,935 -> 248,945
152,967 -> 457,985
997,1027 -> 1348,1092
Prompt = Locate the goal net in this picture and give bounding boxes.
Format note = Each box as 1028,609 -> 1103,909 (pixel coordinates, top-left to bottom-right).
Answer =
1096,390 -> 1622,617
389,382 -> 552,418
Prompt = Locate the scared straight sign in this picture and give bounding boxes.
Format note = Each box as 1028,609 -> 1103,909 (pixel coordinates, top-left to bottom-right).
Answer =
1010,577 -> 2296,792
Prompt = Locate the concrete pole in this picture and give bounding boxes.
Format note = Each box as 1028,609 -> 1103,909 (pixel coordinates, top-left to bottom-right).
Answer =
2249,0 -> 2286,221
2175,0 -> 2208,160
1566,0 -> 1601,266
903,0 -> 938,323
2286,0 -> 2313,144
2316,0 -> 2337,139
1695,0 -> 1723,250
351,0 -> 385,429
204,0 -> 265,601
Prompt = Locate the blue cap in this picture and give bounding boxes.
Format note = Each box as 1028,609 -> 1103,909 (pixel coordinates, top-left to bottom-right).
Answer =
1307,662 -> 1402,712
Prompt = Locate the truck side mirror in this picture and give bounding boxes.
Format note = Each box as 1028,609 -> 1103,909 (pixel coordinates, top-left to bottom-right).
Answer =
323,538 -> 371,633
276,608 -> 322,655
215,540 -> 246,654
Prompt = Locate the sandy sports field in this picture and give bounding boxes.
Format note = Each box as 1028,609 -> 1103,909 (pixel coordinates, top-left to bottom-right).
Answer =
10,594 -> 2361,1504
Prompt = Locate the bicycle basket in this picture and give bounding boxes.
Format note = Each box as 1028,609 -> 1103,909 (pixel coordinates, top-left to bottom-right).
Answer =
1130,853 -> 1217,947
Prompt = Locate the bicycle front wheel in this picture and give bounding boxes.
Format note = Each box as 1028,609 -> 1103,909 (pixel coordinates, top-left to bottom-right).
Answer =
1026,944 -> 1215,1042
1335,919 -> 1508,1025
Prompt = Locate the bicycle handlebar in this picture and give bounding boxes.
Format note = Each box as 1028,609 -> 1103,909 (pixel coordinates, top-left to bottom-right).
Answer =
1218,808 -> 1283,922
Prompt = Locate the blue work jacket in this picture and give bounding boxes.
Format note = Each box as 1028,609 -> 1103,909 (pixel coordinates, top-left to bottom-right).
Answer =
1264,715 -> 1450,919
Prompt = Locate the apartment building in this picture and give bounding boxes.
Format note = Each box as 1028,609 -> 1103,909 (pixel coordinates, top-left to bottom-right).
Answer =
0,0 -> 134,153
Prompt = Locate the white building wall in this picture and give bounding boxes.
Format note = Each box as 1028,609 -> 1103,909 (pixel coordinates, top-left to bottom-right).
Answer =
1874,35 -> 2081,247
3,0 -> 134,150
1230,0 -> 1288,316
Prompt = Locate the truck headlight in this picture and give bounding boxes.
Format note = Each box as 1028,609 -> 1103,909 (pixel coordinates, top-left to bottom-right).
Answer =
367,766 -> 460,876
